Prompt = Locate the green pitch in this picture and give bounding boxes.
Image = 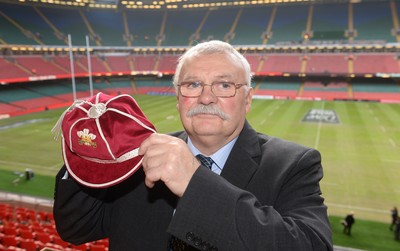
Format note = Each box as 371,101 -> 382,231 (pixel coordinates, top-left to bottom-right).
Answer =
1,95 -> 399,224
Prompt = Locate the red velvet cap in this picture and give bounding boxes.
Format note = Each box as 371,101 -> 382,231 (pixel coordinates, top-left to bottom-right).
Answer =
60,92 -> 156,188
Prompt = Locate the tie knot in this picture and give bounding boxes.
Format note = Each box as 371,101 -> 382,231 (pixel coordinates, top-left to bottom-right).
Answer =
196,154 -> 214,169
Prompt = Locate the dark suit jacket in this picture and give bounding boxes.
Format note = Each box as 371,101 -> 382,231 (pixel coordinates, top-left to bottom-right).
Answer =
54,121 -> 333,251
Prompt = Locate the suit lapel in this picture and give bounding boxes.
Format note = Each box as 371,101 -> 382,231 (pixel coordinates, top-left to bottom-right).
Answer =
220,121 -> 261,189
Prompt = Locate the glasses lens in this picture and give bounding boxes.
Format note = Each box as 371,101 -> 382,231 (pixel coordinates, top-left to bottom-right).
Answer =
212,82 -> 235,97
179,82 -> 202,97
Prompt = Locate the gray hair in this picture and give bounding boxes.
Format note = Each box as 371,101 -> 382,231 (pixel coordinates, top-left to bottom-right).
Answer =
172,40 -> 252,91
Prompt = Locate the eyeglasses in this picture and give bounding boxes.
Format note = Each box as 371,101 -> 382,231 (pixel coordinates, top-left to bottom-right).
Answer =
177,81 -> 247,98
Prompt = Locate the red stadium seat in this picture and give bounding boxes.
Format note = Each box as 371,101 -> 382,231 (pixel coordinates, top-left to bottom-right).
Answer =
89,244 -> 107,251
47,213 -> 55,223
1,235 -> 19,247
0,210 -> 12,221
26,210 -> 37,222
35,232 -> 52,244
52,236 -> 70,248
19,239 -> 39,251
37,211 -> 48,222
71,243 -> 89,251
94,239 -> 109,247
31,224 -> 46,234
19,229 -> 35,239
2,221 -> 17,228
16,223 -> 31,231
3,226 -> 18,236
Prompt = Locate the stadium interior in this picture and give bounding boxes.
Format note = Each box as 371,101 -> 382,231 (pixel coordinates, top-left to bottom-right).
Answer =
0,0 -> 399,117
0,0 -> 399,250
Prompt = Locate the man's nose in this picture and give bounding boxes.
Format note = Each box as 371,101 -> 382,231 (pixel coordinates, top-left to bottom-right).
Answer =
198,84 -> 217,103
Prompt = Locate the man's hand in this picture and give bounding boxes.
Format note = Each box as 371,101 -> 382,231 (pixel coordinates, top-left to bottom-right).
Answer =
139,133 -> 201,197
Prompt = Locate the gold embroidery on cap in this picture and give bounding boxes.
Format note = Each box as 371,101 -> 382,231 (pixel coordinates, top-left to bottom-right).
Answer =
77,128 -> 97,148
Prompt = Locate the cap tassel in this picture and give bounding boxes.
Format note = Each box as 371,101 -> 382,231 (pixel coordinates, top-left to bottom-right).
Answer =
51,100 -> 84,141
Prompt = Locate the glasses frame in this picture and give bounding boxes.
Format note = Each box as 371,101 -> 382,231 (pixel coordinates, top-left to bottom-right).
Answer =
177,81 -> 248,98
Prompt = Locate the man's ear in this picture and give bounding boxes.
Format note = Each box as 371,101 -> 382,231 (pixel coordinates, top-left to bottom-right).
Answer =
245,87 -> 253,113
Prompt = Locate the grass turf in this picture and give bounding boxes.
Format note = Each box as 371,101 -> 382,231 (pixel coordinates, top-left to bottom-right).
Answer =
330,215 -> 400,251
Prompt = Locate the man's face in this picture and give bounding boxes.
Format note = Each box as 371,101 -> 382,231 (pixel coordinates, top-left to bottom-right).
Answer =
176,53 -> 253,145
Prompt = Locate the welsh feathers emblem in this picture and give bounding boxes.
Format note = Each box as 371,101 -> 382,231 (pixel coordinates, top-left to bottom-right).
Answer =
77,128 -> 97,148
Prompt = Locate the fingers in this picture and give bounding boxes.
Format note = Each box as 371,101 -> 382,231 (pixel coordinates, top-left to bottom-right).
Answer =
138,133 -> 159,156
139,133 -> 200,197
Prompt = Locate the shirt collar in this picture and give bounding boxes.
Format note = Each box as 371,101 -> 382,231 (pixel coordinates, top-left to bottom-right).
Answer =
187,137 -> 238,175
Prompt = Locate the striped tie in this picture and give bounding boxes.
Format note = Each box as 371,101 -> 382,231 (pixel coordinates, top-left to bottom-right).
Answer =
196,154 -> 214,169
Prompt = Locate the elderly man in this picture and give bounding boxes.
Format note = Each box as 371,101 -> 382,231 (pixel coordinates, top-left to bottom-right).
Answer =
54,40 -> 332,251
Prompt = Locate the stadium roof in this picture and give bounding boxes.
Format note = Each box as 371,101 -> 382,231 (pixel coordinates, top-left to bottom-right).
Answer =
0,0 -> 388,10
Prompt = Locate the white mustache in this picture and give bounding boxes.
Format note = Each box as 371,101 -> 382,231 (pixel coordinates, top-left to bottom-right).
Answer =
186,105 -> 229,120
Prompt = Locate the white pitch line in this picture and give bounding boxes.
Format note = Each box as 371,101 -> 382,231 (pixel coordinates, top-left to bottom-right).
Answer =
325,203 -> 388,215
389,138 -> 397,148
0,160 -> 61,171
266,102 -> 281,117
49,162 -> 65,170
0,160 -> 45,169
314,101 -> 325,150
380,125 -> 386,133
